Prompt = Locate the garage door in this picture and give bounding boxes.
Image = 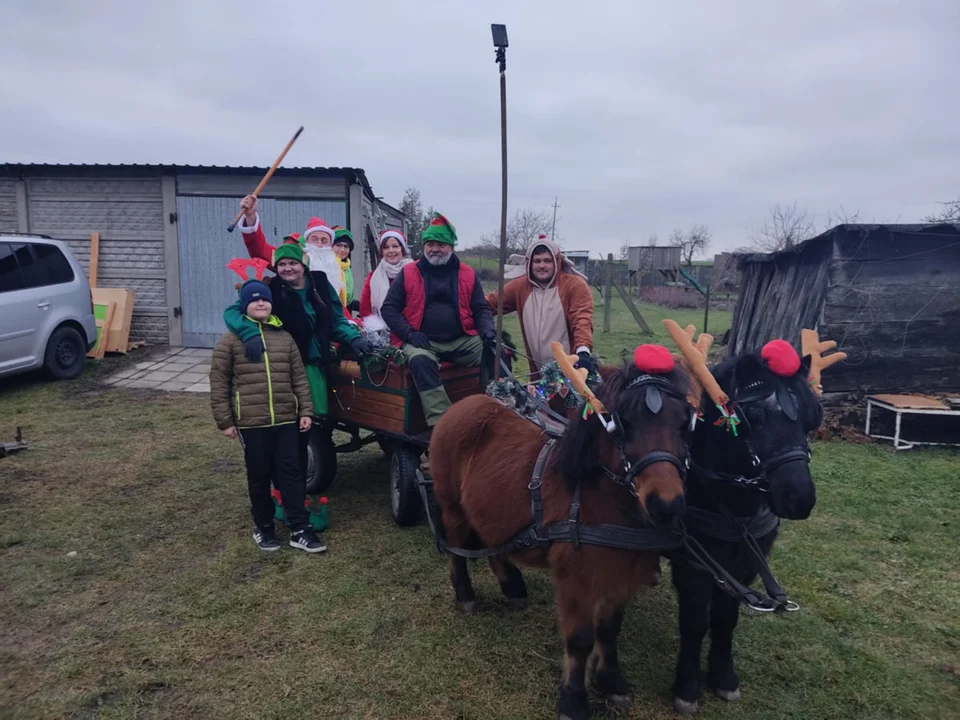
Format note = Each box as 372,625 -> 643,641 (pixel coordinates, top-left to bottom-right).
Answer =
176,196 -> 346,347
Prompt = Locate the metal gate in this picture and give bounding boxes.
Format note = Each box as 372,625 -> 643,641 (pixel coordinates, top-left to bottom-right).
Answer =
176,196 -> 347,347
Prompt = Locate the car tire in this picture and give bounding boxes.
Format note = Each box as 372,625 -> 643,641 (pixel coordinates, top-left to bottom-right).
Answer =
43,325 -> 87,380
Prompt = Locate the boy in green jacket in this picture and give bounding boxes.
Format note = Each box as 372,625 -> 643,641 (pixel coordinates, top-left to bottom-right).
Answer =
210,279 -> 326,553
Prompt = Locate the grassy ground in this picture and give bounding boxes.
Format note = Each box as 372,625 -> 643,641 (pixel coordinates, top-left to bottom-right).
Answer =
1,358 -> 957,719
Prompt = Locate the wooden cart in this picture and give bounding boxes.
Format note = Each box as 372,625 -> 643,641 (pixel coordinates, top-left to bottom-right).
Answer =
304,358 -> 486,527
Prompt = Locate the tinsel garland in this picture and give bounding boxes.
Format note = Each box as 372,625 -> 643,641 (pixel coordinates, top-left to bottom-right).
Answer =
486,359 -> 601,413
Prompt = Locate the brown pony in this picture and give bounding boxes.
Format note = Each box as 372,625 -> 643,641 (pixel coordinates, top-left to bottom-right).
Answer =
429,358 -> 693,720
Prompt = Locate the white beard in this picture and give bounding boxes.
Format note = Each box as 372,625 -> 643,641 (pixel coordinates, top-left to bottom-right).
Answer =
304,245 -> 344,297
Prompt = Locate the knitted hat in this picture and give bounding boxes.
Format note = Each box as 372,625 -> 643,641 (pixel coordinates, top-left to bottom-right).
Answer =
273,242 -> 308,269
332,226 -> 355,252
378,229 -> 409,255
239,279 -> 272,313
421,212 -> 457,246
303,217 -> 335,245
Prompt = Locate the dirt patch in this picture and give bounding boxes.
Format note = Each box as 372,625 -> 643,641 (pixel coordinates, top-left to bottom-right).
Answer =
814,406 -> 874,444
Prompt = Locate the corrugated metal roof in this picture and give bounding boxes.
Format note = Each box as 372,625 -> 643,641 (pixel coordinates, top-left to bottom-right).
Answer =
0,163 -> 375,196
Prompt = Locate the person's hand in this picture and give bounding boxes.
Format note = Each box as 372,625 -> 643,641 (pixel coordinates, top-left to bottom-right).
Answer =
408,331 -> 431,350
240,194 -> 258,226
575,350 -> 597,375
299,416 -> 312,432
350,337 -> 372,356
244,337 -> 264,362
481,329 -> 497,348
222,426 -> 239,439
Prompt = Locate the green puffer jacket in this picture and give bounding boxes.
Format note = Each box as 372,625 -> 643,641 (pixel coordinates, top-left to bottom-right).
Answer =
209,315 -> 313,431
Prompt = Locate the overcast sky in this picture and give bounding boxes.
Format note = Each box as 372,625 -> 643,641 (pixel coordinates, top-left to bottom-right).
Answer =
2,1 -> 957,256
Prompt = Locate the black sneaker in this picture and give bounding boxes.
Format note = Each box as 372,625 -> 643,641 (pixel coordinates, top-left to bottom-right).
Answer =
252,525 -> 281,552
289,529 -> 327,554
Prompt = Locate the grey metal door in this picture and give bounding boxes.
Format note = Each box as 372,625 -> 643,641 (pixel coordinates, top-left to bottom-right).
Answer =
176,197 -> 346,347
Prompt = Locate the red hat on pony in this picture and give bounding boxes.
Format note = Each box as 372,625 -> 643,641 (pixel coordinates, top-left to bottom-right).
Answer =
761,340 -> 801,377
634,344 -> 675,374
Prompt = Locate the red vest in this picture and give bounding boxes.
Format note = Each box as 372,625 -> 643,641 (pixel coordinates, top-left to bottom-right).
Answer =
391,262 -> 478,346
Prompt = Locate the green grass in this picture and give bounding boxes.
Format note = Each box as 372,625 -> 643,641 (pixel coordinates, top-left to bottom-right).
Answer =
1,362 -> 957,719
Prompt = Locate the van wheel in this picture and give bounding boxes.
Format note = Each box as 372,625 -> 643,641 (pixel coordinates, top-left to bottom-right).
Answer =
44,326 -> 86,380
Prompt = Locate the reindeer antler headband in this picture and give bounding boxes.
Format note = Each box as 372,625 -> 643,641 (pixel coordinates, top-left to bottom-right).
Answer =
551,341 -> 617,433
226,257 -> 270,286
801,329 -> 846,395
662,319 -> 741,434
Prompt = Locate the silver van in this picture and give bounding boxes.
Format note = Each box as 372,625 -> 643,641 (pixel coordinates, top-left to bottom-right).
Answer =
0,234 -> 98,381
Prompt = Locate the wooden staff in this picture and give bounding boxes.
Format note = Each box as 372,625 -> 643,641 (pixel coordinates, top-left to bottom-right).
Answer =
226,126 -> 304,232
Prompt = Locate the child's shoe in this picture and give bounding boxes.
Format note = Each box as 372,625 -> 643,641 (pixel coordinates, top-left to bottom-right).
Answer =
290,528 -> 327,553
252,524 -> 281,552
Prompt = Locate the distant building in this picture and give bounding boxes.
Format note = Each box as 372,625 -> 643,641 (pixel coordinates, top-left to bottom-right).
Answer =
0,163 -> 403,347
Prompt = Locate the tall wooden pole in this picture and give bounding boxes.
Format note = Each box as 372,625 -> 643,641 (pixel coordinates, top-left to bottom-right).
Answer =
493,46 -> 508,379
603,253 -> 613,333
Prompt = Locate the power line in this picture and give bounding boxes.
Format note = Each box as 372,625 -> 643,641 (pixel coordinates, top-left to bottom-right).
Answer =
550,197 -> 560,239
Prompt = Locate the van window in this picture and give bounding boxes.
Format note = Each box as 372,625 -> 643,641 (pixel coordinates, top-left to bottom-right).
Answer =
29,243 -> 75,286
0,243 -> 25,293
12,242 -> 76,289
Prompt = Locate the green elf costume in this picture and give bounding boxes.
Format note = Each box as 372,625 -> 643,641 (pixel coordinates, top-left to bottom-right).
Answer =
332,226 -> 356,310
222,242 -> 369,415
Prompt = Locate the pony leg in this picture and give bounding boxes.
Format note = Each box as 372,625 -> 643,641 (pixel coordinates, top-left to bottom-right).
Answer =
590,604 -> 631,710
555,586 -> 595,720
449,554 -> 477,614
707,583 -> 742,701
671,564 -> 713,715
488,556 -> 528,609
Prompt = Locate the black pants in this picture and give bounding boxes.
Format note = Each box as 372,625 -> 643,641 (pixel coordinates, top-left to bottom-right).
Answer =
239,424 -> 310,532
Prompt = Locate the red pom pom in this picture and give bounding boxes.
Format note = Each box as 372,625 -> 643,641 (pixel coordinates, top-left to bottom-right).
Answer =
633,344 -> 675,374
761,339 -> 801,377
319,496 -> 329,505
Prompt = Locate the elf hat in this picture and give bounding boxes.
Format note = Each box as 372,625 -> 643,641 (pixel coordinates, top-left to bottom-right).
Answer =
421,212 -> 457,246
303,217 -> 335,245
273,242 -> 308,269
332,226 -> 355,252
239,279 -> 272,313
378,229 -> 409,255
282,231 -> 303,245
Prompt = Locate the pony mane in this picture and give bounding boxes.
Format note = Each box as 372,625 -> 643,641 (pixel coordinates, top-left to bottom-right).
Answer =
555,361 -> 690,493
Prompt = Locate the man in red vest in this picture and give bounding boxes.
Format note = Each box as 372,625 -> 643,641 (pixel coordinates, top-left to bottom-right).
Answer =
381,213 -> 496,428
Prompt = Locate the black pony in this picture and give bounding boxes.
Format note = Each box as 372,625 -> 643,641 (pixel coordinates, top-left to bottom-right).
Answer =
669,349 -> 823,715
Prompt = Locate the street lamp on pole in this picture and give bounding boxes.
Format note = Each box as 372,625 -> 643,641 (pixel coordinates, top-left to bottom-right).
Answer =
491,23 -> 509,380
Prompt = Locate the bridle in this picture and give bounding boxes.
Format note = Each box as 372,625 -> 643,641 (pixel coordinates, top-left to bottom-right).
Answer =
691,386 -> 812,493
599,374 -> 693,497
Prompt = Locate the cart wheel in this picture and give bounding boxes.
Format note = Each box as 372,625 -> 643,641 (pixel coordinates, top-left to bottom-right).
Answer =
390,444 -> 422,527
305,427 -> 337,495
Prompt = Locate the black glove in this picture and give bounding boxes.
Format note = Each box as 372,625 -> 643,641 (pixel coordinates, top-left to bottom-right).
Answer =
408,331 -> 431,350
481,329 -> 497,348
244,336 -> 264,363
575,350 -> 597,375
350,337 -> 372,356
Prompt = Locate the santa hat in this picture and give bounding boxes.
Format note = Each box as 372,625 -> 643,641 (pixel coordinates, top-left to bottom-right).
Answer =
303,217 -> 335,245
378,229 -> 409,255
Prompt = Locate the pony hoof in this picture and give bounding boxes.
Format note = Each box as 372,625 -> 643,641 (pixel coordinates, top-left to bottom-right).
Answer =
459,601 -> 478,615
673,697 -> 699,715
715,687 -> 741,702
606,693 -> 632,710
508,597 -> 527,610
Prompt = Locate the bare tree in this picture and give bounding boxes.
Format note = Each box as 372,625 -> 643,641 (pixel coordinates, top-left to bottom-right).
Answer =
750,202 -> 816,252
477,208 -> 554,256
619,238 -> 630,261
647,232 -> 659,246
669,225 -> 711,267
925,199 -> 960,223
824,206 -> 862,228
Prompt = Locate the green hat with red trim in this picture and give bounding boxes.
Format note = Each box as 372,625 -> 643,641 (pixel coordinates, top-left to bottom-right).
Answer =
272,242 -> 308,268
332,226 -> 354,252
421,212 -> 457,246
